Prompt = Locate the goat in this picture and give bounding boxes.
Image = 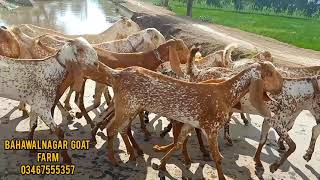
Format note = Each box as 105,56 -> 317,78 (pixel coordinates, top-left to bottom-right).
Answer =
27,33 -> 190,136
192,50 -> 320,172
0,25 -> 21,58
96,60 -> 283,179
13,17 -> 141,43
0,37 -> 99,163
15,27 -> 167,115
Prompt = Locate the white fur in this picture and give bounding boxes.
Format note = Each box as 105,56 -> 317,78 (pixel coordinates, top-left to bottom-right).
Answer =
0,37 -> 98,130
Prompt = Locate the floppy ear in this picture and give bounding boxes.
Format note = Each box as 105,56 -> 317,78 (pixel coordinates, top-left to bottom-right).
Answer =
66,63 -> 84,92
249,78 -> 271,117
168,44 -> 184,77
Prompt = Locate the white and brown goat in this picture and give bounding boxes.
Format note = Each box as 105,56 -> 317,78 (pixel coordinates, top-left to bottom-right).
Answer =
0,37 -> 99,163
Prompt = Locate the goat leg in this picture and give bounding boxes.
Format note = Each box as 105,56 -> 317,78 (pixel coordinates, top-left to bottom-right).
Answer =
240,113 -> 249,126
303,123 -> 320,161
254,120 -> 271,169
121,130 -> 136,161
90,108 -> 115,147
223,123 -> 233,146
153,121 -> 182,152
160,122 -> 172,138
75,79 -> 95,128
18,102 -> 29,117
138,111 -> 151,141
195,128 -> 210,158
64,88 -> 73,111
28,110 -> 38,155
76,82 -> 105,118
54,127 -> 72,164
127,122 -> 144,156
103,87 -> 112,105
153,123 -> 193,171
206,130 -> 226,180
270,125 -> 296,173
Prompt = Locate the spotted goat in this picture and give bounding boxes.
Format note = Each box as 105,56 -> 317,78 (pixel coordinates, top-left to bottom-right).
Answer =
13,17 -> 141,43
95,55 -> 283,179
0,37 -> 99,163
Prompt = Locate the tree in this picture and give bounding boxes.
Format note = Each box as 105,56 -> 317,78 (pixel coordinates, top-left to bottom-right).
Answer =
206,0 -> 222,7
234,0 -> 243,10
187,0 -> 193,17
162,0 -> 169,7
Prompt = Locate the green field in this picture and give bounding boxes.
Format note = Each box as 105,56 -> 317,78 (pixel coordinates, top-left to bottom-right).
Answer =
148,1 -> 320,51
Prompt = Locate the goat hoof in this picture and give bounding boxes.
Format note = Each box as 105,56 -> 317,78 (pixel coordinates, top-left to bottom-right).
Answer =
183,159 -> 191,166
75,112 -> 82,119
255,164 -> 264,171
277,148 -> 286,153
278,142 -> 286,152
152,163 -> 160,170
22,110 -> 29,117
89,140 -> 97,148
269,163 -> 279,173
137,150 -> 144,156
159,132 -> 166,138
224,137 -> 233,146
66,114 -> 74,122
244,120 -> 249,126
152,163 -> 166,171
108,156 -> 119,166
303,153 -> 311,162
254,159 -> 263,170
144,134 -> 150,141
202,151 -> 211,160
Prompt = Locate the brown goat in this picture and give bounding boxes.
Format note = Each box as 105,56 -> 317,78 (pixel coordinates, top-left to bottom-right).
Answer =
96,60 -> 283,179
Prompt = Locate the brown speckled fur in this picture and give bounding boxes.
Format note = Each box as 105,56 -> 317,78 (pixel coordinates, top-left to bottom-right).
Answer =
97,60 -> 283,179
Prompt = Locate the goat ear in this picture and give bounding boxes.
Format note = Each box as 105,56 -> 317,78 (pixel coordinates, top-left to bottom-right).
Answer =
249,78 -> 272,117
168,45 -> 184,77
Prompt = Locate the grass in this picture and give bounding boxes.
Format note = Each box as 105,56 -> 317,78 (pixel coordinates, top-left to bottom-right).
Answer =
145,0 -> 320,51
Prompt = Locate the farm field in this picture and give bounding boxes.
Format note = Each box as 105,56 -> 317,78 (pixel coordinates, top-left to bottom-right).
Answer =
148,0 -> 320,51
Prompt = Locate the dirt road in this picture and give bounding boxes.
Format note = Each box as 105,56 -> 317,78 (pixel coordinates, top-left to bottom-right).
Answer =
121,0 -> 320,66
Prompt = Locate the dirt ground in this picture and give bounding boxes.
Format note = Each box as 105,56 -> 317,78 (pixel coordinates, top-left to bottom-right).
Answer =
0,80 -> 319,180
1,0 -> 320,180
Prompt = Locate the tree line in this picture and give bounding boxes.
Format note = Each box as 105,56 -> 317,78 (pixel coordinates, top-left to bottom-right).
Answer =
162,0 -> 320,18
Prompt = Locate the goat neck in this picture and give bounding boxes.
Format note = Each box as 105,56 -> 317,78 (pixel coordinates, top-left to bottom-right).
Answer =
221,64 -> 261,107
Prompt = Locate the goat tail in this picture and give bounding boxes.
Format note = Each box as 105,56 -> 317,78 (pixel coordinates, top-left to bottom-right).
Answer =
222,43 -> 238,67
186,47 -> 200,76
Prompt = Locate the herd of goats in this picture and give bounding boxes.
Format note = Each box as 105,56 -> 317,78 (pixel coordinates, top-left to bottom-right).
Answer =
0,17 -> 319,179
